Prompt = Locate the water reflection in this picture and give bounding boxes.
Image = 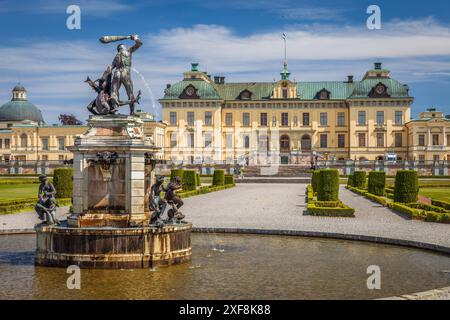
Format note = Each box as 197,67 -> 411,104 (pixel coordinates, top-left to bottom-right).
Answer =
0,233 -> 449,300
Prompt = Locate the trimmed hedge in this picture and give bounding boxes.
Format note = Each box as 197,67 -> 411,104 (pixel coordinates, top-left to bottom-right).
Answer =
0,197 -> 71,215
182,170 -> 197,191
196,173 -> 201,187
394,171 -> 419,203
431,199 -> 450,210
312,170 -> 321,193
0,179 -> 42,185
178,184 -> 235,199
364,192 -> 388,207
387,202 -> 423,219
317,169 -> 339,201
170,169 -> 185,181
224,175 -> 235,186
353,171 -> 366,189
347,174 -> 354,188
307,201 -> 355,217
53,167 -> 73,198
368,171 -> 386,196
212,170 -> 225,186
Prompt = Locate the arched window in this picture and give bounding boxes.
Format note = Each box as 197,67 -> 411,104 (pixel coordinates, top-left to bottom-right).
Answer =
280,135 -> 290,152
20,134 -> 27,148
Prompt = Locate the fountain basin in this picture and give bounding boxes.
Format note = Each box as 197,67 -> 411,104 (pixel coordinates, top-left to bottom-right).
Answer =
35,223 -> 192,269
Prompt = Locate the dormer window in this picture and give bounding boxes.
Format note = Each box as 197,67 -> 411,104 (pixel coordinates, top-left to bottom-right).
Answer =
180,85 -> 199,99
239,90 -> 252,100
369,83 -> 390,98
316,89 -> 330,100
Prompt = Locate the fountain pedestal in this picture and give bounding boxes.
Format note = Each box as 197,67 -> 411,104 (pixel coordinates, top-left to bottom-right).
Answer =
35,115 -> 192,268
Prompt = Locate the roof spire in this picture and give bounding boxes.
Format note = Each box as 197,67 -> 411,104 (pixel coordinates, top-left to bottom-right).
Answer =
280,33 -> 290,80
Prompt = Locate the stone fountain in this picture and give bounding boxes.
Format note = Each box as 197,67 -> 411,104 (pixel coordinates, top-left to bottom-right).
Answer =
34,34 -> 192,268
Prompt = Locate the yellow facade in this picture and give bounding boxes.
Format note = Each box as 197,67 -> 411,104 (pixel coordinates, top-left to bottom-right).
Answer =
160,62 -> 418,164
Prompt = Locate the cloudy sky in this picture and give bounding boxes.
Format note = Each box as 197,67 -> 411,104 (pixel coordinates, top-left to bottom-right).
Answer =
1,0 -> 450,123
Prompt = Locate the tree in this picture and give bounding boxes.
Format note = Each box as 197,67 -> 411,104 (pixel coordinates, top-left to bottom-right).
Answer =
58,114 -> 83,125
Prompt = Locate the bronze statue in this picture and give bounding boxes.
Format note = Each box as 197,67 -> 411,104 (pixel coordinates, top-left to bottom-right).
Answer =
164,176 -> 185,223
149,176 -> 167,227
35,175 -> 60,226
85,35 -> 142,116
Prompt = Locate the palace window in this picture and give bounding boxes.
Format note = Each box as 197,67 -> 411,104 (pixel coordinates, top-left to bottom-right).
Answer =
42,155 -> 48,161
225,113 -> 233,127
376,111 -> 384,125
204,133 -> 212,148
303,113 -> 310,126
358,133 -> 366,147
395,111 -> 403,125
432,134 -> 439,146
243,135 -> 250,149
282,89 -> 288,99
169,112 -> 177,125
260,113 -> 268,126
187,112 -> 195,126
187,133 -> 195,148
447,135 -> 450,147
0,139 -> 2,149
170,132 -> 177,148
243,113 -> 250,127
395,133 -> 403,147
358,111 -> 366,125
205,111 -> 212,126
20,134 -> 27,148
419,155 -> 425,164
338,134 -> 345,148
5,139 -> 10,149
337,112 -> 345,127
320,134 -> 328,148
226,134 -> 233,149
434,155 -> 440,162
376,133 -> 385,147
281,113 -> 289,126
41,137 -> 49,151
320,113 -> 327,126
418,134 -> 425,147
258,134 -> 268,152
58,137 -> 65,151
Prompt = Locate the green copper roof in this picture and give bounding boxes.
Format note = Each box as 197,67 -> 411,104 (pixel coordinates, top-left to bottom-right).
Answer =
349,78 -> 410,99
161,76 -> 411,101
162,79 -> 221,100
0,100 -> 44,123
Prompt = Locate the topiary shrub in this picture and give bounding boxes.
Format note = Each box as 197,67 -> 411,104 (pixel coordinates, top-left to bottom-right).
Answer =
182,170 -> 197,191
347,174 -> 354,188
394,170 -> 419,203
224,175 -> 235,185
170,169 -> 184,181
212,169 -> 225,186
317,169 -> 339,201
196,173 -> 201,187
312,170 -> 321,193
368,171 -> 386,196
53,167 -> 73,198
353,171 -> 366,189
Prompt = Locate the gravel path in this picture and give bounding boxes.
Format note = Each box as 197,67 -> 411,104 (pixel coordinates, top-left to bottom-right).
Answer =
0,184 -> 448,249
182,184 -> 450,248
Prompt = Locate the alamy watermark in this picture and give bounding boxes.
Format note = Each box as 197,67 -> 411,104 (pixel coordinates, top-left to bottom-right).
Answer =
367,265 -> 381,290
367,5 -> 382,30
66,5 -> 81,30
66,265 -> 81,290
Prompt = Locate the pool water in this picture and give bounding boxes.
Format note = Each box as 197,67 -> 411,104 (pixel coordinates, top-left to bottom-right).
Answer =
0,233 -> 449,300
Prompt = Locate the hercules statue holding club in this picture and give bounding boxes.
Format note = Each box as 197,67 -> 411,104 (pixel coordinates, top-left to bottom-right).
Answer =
85,34 -> 142,116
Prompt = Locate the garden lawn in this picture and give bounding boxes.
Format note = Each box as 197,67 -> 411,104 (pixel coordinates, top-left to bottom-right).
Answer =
419,187 -> 450,202
0,184 -> 38,201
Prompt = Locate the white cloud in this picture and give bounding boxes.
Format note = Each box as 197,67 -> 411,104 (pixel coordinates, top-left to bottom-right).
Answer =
1,18 -> 450,123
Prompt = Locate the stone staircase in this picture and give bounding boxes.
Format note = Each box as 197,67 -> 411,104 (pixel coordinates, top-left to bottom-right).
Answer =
243,165 -> 312,177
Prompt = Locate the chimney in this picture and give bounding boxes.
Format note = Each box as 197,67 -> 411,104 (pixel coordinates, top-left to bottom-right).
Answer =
220,76 -> 225,84
347,75 -> 354,83
214,76 -> 220,84
374,62 -> 382,70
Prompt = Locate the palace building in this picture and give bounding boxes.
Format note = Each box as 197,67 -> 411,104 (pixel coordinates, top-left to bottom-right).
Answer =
160,62 -> 450,165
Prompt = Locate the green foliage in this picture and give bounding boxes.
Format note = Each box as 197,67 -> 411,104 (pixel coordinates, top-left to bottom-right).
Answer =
178,184 -> 235,198
317,169 -> 339,201
368,171 -> 386,196
353,171 -> 366,189
224,175 -> 235,186
431,199 -> 450,210
182,170 -> 197,191
170,169 -> 185,181
387,202 -> 423,219
364,192 -> 388,207
394,170 -> 419,203
212,169 -> 225,186
0,179 -> 41,185
196,173 -> 201,187
307,201 -> 355,217
0,197 -> 71,215
53,167 -> 73,198
346,174 -> 354,187
312,170 -> 321,192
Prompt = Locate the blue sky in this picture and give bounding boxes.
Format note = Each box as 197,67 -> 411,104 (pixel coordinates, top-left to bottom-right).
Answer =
1,0 -> 450,123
